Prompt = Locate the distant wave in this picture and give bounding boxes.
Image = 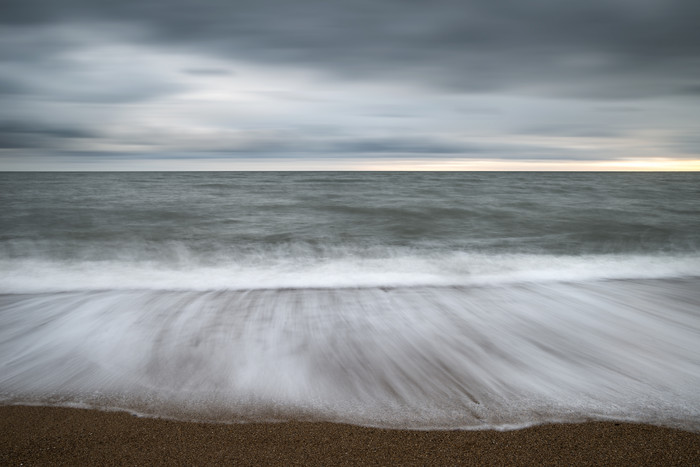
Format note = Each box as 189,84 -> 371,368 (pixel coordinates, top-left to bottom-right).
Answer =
1,251 -> 700,294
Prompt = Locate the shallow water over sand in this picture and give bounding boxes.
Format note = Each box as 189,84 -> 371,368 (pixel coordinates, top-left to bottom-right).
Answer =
2,278 -> 699,430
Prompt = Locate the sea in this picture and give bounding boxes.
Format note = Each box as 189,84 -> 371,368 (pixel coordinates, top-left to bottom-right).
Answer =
1,171 -> 699,430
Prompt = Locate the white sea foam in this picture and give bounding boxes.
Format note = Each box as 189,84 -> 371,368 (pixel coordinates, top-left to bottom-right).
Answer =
1,278 -> 699,430
1,251 -> 699,293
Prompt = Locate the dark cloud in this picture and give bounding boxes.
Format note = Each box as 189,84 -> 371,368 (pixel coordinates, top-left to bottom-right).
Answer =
182,68 -> 233,76
330,138 -> 480,155
594,105 -> 643,113
0,121 -> 96,148
2,0 -> 699,99
516,125 -> 622,139
0,23 -> 185,104
0,76 -> 28,95
193,135 -> 482,157
199,135 -> 605,161
0,64 -> 184,104
674,85 -> 700,96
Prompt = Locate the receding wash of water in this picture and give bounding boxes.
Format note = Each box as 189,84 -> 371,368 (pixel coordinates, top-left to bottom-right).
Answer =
1,172 -> 699,430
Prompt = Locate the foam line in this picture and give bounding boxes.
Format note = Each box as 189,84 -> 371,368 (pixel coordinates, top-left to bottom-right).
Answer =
1,252 -> 700,293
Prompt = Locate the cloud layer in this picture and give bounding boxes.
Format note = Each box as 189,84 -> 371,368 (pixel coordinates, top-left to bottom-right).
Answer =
1,0 -> 699,169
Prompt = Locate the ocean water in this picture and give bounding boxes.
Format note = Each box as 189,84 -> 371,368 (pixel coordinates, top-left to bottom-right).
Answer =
1,171 -> 699,430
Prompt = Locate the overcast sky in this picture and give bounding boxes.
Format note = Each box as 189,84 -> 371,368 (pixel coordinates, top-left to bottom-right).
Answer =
1,0 -> 699,170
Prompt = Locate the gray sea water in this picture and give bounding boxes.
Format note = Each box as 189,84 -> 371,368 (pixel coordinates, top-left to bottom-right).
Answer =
1,171 -> 699,430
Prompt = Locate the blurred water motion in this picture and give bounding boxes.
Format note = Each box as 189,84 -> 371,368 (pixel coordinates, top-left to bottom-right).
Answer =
1,279 -> 699,430
1,172 -> 699,429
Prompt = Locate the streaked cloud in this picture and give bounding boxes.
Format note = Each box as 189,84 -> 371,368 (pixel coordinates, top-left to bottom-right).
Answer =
0,0 -> 699,169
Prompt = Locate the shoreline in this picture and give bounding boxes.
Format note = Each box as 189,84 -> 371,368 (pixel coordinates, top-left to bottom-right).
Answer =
2,405 -> 699,465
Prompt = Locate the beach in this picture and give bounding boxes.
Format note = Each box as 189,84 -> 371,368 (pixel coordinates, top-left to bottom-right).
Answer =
2,405 -> 699,465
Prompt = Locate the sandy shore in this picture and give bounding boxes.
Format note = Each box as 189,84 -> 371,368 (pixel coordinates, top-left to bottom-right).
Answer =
1,406 -> 699,465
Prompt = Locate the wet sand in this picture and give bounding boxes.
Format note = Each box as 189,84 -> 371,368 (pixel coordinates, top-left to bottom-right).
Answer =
1,406 -> 699,465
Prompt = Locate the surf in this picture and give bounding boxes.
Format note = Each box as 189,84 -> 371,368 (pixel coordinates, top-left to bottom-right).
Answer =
2,251 -> 700,294
1,277 -> 699,430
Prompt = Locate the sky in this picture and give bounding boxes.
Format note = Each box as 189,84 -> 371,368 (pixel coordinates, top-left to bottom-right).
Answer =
1,0 -> 699,171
